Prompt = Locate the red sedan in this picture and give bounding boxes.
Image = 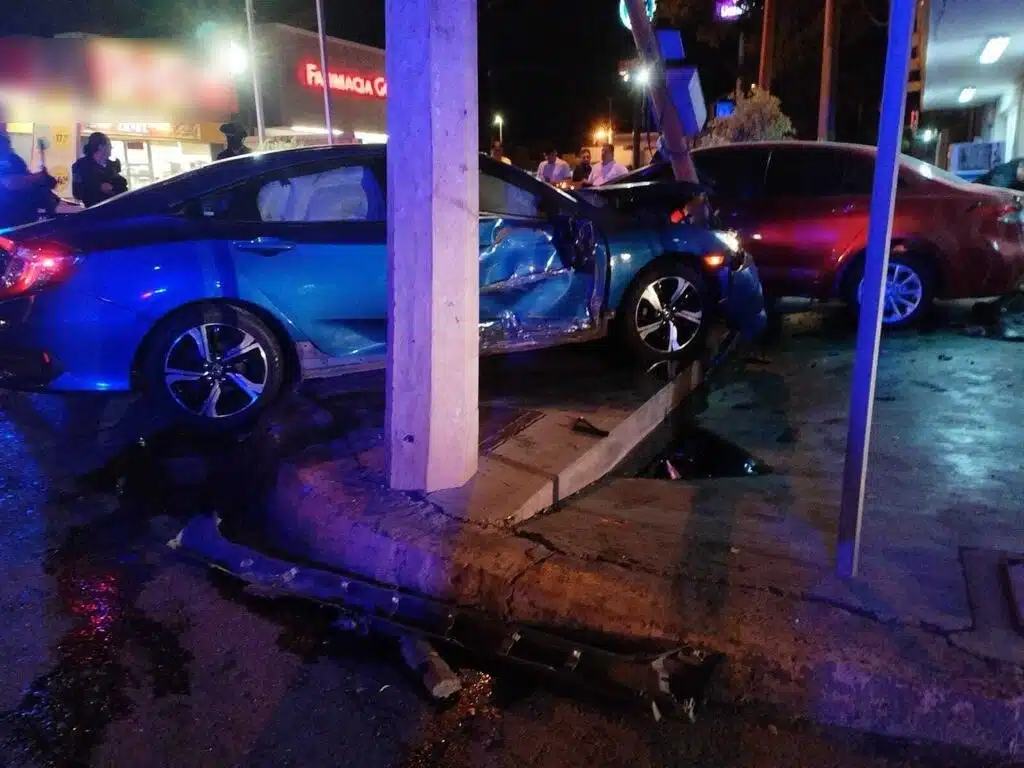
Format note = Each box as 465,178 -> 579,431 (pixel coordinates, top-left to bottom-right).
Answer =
617,141 -> 1024,327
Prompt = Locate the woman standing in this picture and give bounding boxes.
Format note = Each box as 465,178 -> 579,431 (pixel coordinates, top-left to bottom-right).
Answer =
72,132 -> 128,207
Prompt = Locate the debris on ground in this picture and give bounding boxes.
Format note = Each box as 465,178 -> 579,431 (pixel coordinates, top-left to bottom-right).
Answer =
171,516 -> 725,720
776,426 -> 799,444
639,426 -> 770,480
572,417 -> 610,438
400,636 -> 462,700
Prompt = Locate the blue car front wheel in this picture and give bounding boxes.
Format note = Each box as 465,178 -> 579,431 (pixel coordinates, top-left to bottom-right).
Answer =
139,303 -> 286,432
617,260 -> 709,367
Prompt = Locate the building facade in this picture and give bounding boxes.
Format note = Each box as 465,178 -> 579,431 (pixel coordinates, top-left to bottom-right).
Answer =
247,24 -> 387,146
0,34 -> 238,196
909,0 -> 1024,174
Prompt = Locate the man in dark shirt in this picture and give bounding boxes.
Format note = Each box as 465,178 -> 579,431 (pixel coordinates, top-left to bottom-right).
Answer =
572,148 -> 593,183
0,132 -> 56,229
217,123 -> 252,160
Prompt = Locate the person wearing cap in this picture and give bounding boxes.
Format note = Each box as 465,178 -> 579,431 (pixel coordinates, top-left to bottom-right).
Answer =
217,123 -> 251,160
72,132 -> 128,208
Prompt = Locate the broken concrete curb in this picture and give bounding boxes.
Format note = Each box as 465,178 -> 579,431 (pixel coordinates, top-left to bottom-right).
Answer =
260,455 -> 1024,758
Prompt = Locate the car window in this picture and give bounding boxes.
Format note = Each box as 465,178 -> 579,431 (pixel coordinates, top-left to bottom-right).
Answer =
845,153 -> 914,193
199,162 -> 385,223
691,148 -> 770,199
899,155 -> 972,186
764,147 -> 851,197
480,171 -> 544,218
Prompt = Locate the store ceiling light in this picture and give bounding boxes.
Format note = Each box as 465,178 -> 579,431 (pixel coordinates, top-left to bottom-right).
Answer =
979,36 -> 1010,65
958,87 -> 976,104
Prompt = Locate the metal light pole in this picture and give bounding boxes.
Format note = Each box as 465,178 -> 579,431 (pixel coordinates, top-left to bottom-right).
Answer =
493,115 -> 504,143
836,0 -> 917,579
314,0 -> 334,144
817,0 -> 837,140
736,29 -> 745,100
758,0 -> 775,90
244,0 -> 266,147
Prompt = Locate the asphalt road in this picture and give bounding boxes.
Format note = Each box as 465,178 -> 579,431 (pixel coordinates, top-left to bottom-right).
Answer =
0,307 -> 1019,768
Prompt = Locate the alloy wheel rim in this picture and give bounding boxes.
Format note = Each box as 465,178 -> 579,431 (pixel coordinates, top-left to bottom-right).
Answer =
634,275 -> 704,354
164,323 -> 269,419
858,261 -> 924,324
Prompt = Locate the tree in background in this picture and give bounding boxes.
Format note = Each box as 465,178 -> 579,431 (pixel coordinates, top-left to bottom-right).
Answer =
697,88 -> 794,147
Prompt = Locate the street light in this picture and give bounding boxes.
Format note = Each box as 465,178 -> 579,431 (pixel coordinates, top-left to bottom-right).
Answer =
634,66 -> 651,87
593,126 -> 610,143
212,40 -> 248,76
493,114 -> 504,143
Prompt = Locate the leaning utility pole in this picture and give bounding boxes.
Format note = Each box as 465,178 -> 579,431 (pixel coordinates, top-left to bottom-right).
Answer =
622,0 -> 699,182
817,0 -> 837,140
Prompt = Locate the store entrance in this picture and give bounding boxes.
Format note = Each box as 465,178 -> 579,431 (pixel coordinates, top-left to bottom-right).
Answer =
107,138 -> 212,191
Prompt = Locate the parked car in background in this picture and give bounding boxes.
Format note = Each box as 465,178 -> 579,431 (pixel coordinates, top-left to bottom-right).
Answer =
615,141 -> 1024,327
976,158 -> 1024,192
0,146 -> 765,431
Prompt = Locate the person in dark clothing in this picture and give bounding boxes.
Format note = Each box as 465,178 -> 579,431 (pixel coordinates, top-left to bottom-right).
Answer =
217,123 -> 251,160
72,133 -> 128,208
0,131 -> 57,228
572,148 -> 593,183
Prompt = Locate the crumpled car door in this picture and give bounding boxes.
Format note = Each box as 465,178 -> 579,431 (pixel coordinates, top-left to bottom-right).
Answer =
478,215 -> 595,348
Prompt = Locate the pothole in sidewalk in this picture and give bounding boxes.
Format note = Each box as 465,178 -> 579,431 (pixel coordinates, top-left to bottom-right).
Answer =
636,425 -> 772,481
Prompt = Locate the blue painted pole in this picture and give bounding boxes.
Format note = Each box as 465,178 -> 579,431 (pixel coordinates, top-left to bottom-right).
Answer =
836,0 -> 916,579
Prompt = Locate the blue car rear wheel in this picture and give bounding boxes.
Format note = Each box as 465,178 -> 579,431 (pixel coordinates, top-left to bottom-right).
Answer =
140,303 -> 286,432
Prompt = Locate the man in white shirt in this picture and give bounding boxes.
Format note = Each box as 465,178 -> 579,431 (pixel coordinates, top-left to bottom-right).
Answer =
536,149 -> 572,185
587,144 -> 628,187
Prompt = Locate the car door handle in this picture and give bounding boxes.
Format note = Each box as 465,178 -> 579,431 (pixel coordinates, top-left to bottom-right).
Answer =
233,237 -> 296,255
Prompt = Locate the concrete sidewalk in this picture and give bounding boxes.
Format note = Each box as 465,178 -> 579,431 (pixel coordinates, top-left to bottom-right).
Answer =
197,316 -> 1023,758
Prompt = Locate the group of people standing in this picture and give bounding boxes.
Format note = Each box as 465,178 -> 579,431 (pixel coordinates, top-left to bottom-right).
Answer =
489,140 -> 628,188
0,121 -> 252,229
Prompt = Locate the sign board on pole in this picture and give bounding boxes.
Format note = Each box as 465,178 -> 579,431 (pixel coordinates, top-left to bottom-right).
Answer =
619,0 -> 657,30
715,1 -> 744,21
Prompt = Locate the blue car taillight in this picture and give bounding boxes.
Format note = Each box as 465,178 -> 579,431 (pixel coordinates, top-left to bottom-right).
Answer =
0,236 -> 79,300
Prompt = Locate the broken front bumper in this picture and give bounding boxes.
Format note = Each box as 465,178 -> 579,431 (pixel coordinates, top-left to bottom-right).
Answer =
721,251 -> 767,340
171,515 -> 724,719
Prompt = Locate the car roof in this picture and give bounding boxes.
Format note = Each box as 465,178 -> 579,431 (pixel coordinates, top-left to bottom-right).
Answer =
693,140 -> 877,156
81,144 -> 513,218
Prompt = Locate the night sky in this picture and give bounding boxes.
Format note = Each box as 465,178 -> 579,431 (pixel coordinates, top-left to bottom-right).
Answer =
2,0 -> 889,163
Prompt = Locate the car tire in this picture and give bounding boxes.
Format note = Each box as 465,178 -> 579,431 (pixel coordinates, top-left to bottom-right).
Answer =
617,259 -> 709,367
847,249 -> 936,330
139,303 -> 286,433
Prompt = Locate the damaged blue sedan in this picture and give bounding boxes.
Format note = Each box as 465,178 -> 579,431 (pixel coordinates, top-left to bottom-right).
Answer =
0,145 -> 765,430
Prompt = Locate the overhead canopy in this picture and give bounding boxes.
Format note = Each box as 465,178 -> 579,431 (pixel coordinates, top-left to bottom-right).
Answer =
922,0 -> 1024,110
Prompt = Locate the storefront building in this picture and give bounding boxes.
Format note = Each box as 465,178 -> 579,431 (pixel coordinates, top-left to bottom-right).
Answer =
250,24 -> 387,146
910,0 -> 1024,174
0,33 -> 237,197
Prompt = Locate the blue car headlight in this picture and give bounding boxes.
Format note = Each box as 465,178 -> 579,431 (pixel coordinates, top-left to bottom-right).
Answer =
712,230 -> 741,254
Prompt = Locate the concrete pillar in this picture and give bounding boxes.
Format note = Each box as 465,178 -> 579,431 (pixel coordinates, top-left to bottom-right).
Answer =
385,0 -> 480,492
